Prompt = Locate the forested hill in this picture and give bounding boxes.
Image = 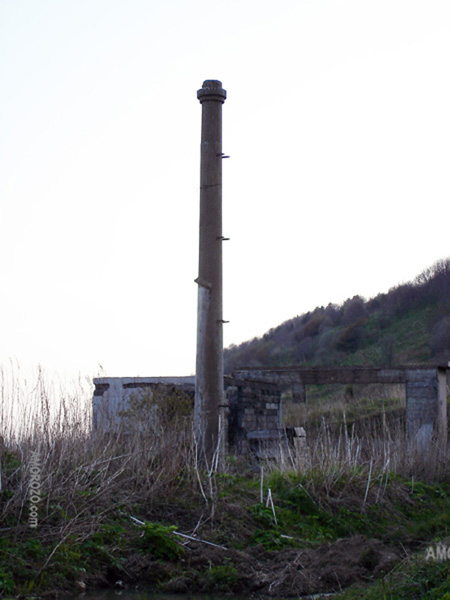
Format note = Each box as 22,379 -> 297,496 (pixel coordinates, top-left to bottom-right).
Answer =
224,258 -> 450,373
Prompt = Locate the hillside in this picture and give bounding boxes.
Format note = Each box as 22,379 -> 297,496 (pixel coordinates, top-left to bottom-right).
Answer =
224,258 -> 450,373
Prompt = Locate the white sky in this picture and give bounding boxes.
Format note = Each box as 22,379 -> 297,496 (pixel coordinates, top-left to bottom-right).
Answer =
0,0 -> 449,380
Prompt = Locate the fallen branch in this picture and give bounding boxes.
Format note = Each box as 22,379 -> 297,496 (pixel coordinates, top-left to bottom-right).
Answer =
128,515 -> 227,550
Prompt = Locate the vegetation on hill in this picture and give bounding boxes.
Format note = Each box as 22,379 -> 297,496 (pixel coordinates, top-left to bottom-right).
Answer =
224,257 -> 450,372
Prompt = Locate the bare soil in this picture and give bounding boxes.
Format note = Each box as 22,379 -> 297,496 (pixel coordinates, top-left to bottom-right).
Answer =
91,534 -> 401,598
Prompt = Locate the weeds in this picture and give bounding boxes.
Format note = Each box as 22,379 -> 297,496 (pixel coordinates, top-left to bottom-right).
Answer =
0,364 -> 449,597
338,553 -> 450,599
204,561 -> 239,591
139,522 -> 183,560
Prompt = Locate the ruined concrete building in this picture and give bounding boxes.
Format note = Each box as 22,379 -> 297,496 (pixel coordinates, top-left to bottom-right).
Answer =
92,374 -> 283,455
92,364 -> 449,453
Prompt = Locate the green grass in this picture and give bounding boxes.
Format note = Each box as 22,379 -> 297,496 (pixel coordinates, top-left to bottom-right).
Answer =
337,554 -> 450,600
2,458 -> 450,597
251,471 -> 450,546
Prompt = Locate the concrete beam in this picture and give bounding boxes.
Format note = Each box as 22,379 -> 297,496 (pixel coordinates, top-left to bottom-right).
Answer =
234,366 -> 442,385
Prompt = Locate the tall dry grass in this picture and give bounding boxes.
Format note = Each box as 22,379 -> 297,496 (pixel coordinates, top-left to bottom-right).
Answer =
270,395 -> 450,508
275,381 -> 450,499
287,416 -> 447,476
0,364 -> 448,544
282,382 -> 406,428
0,364 -> 199,546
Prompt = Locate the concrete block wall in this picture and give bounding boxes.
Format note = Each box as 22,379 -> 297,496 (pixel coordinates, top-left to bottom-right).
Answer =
405,370 -> 437,432
225,376 -> 282,451
93,375 -> 283,453
405,367 -> 447,445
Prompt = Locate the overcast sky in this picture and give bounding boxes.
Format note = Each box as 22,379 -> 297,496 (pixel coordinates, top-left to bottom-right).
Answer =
1,0 -> 449,380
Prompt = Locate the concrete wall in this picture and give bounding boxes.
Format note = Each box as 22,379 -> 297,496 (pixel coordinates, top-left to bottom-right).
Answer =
92,376 -> 195,431
92,375 -> 282,453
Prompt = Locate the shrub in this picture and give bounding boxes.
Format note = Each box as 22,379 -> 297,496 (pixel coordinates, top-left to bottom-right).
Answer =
430,316 -> 450,356
139,522 -> 183,561
335,318 -> 366,352
205,562 -> 239,591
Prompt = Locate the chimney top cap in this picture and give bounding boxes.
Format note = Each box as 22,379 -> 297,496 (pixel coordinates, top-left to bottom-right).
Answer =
197,80 -> 227,104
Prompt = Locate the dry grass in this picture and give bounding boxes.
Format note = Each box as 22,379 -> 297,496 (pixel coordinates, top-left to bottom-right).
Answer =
269,391 -> 450,505
0,364 -> 448,544
290,417 -> 446,479
0,366 -> 450,598
282,383 -> 406,428
0,364 -> 201,546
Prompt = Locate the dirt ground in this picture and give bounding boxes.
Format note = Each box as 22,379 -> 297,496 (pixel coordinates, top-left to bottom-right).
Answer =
109,534 -> 400,598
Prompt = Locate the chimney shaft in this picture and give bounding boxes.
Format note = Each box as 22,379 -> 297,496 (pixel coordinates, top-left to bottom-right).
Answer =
194,80 -> 227,462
